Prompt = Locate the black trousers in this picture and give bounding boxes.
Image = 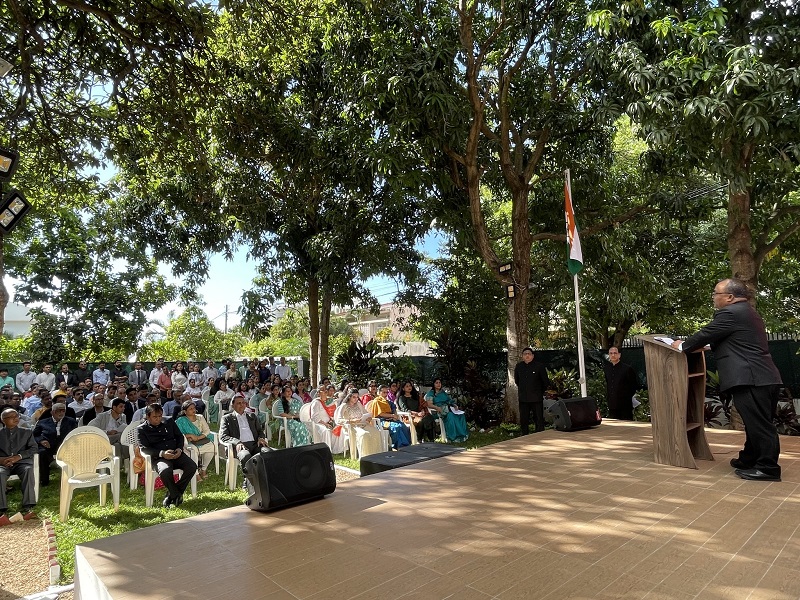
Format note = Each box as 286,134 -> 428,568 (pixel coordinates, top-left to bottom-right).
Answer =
413,414 -> 436,442
519,402 -> 545,435
236,440 -> 260,475
732,385 -> 781,477
154,451 -> 197,500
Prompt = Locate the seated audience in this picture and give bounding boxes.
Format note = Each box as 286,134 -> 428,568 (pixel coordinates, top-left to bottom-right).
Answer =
132,392 -> 161,423
81,393 -> 109,425
214,380 -> 235,415
88,398 -> 129,458
310,385 -> 346,454
397,380 -> 436,443
175,400 -> 214,480
34,403 -> 79,486
425,378 -> 469,443
336,389 -> 384,456
68,389 -> 91,418
272,385 -> 311,447
220,396 -> 267,485
0,408 -> 38,524
137,404 -> 197,508
367,384 -> 411,449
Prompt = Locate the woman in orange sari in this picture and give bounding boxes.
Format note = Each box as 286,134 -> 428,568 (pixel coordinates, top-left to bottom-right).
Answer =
310,385 -> 346,454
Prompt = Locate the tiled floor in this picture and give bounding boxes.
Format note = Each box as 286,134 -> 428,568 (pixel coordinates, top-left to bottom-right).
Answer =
75,421 -> 800,599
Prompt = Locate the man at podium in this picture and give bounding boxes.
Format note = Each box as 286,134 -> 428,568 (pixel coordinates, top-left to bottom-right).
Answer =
672,278 -> 782,482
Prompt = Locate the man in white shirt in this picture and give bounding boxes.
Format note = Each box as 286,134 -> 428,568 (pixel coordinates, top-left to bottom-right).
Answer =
149,358 -> 165,389
201,359 -> 217,385
88,398 -> 128,458
274,357 -> 292,381
219,396 -> 267,484
33,364 -> 56,392
15,362 -> 36,394
67,389 -> 91,419
92,362 -> 110,385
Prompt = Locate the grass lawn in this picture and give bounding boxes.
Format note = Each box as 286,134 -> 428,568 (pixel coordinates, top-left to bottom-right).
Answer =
27,424 -> 518,582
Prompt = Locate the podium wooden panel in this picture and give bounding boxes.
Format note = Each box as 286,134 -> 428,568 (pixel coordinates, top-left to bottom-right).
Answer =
637,335 -> 714,469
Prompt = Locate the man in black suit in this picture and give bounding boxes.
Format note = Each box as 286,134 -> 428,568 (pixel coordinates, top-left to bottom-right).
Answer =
513,347 -> 551,435
137,404 -> 197,508
0,408 -> 39,524
674,278 -> 783,481
604,347 -> 639,420
34,403 -> 79,486
220,396 -> 267,479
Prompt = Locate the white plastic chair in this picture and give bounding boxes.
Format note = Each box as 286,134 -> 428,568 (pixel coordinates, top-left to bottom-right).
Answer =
431,410 -> 448,443
271,400 -> 292,448
258,399 -> 273,441
7,453 -> 40,502
120,422 -> 140,490
396,410 -> 419,445
55,428 -> 120,520
143,437 -> 198,507
299,403 -> 319,444
220,439 -> 240,491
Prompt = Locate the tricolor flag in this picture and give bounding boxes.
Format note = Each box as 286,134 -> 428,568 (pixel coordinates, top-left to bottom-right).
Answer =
564,169 -> 583,275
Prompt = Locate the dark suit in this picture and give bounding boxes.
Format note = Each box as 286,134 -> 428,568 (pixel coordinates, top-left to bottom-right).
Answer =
683,301 -> 782,476
219,411 -> 263,473
604,361 -> 638,420
514,359 -> 551,434
55,372 -> 79,388
0,425 -> 38,513
137,418 -> 197,502
34,416 -> 79,485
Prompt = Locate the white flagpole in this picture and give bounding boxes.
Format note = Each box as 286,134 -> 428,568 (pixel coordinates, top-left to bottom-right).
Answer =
573,273 -> 588,397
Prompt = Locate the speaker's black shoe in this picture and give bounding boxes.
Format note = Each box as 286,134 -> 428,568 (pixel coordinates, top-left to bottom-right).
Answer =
162,496 -> 174,508
174,494 -> 183,507
735,468 -> 781,482
730,458 -> 752,469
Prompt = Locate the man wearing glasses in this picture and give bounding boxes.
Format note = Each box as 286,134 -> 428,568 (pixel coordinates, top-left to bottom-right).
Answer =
672,278 -> 782,481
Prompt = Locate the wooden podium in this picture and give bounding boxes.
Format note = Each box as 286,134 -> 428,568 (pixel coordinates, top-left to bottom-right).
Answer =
637,335 -> 714,469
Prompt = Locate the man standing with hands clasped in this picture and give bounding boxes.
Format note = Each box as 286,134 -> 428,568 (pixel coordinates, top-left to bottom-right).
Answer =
514,347 -> 551,435
671,278 -> 782,482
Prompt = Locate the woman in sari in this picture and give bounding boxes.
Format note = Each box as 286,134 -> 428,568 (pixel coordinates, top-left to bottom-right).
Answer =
367,384 -> 411,449
336,389 -> 384,457
175,400 -> 215,480
425,378 -> 469,443
397,380 -> 436,442
272,385 -> 311,447
310,385 -> 346,454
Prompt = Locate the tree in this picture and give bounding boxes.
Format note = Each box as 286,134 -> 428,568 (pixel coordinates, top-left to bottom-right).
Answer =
0,1 -> 215,332
6,205 -> 175,359
590,1 -> 800,291
138,306 -> 246,361
358,0 -> 654,421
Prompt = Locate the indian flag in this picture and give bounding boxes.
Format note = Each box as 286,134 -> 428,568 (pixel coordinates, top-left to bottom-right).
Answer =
564,169 -> 583,275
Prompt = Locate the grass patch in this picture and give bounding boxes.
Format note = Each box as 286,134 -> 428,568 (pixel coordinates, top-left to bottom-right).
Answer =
27,422 -> 513,582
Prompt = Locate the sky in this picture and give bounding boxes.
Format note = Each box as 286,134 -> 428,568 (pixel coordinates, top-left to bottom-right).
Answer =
137,228 -> 446,332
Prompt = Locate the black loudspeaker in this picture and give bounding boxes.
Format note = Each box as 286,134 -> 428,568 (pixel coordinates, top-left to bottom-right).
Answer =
547,396 -> 602,431
245,443 -> 336,511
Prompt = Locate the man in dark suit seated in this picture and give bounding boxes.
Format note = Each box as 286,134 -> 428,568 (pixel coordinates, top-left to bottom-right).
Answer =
33,403 -> 79,487
137,404 -> 197,508
220,396 -> 267,483
674,278 -> 783,482
0,408 -> 39,524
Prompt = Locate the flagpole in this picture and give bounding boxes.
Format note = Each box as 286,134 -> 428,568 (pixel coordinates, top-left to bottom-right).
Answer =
573,273 -> 588,397
565,168 -> 587,398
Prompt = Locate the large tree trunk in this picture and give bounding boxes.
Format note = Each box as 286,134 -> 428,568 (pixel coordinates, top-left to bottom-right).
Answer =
307,278 -> 320,386
728,186 -> 757,289
728,144 -> 757,292
318,291 -> 332,385
503,285 -> 529,423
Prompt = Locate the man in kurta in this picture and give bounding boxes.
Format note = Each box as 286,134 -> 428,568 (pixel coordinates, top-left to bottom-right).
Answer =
603,346 -> 639,420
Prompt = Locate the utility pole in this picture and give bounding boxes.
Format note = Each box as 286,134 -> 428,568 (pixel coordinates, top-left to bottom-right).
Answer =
224,304 -> 228,335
